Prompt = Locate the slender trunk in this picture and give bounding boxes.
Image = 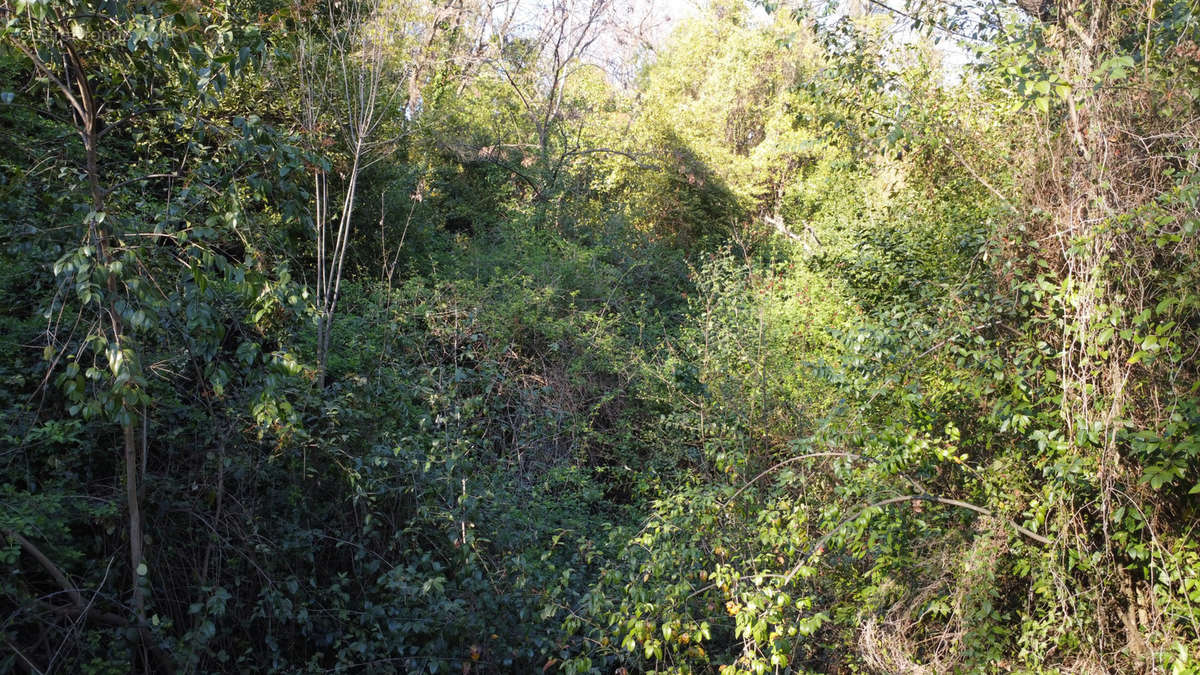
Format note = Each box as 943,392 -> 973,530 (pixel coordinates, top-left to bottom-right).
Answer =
199,435 -> 226,587
758,301 -> 768,457
328,149 -> 362,320
315,168 -> 329,389
316,146 -> 362,389
316,315 -> 328,389
123,423 -> 144,616
84,100 -> 145,624
77,54 -> 149,660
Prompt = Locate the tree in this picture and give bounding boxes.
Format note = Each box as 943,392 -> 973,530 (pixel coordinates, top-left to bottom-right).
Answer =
1,0 -> 302,667
425,0 -> 656,226
297,0 -> 408,388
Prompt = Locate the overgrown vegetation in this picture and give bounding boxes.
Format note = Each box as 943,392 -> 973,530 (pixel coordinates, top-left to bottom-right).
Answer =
2,0 -> 1198,672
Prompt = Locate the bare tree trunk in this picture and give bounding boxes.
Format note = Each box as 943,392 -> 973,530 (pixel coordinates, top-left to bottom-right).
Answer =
301,0 -> 403,389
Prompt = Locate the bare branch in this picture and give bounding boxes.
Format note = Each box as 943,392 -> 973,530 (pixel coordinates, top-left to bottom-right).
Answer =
6,529 -> 84,608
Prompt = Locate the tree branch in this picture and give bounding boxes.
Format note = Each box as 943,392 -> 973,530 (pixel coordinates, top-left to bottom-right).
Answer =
784,493 -> 1051,584
5,39 -> 87,123
6,529 -> 83,608
4,639 -> 46,675
102,173 -> 180,196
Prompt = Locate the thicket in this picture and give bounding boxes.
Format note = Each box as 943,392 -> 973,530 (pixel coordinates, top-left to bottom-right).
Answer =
1,0 -> 1198,673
